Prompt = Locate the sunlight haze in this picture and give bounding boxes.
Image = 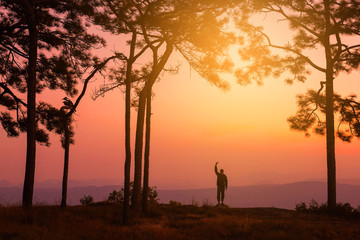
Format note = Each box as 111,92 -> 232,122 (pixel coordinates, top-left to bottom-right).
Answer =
1,8 -> 360,191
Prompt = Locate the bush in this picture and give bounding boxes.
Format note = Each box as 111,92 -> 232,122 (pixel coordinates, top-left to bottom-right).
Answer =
295,199 -> 360,217
333,202 -> 359,216
148,186 -> 159,203
309,199 -> 319,211
169,200 -> 182,206
106,182 -> 159,204
295,202 -> 307,212
295,199 -> 327,213
80,195 -> 94,205
107,190 -> 123,203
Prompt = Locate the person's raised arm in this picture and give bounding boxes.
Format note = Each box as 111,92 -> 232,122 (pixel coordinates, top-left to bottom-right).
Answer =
215,162 -> 219,175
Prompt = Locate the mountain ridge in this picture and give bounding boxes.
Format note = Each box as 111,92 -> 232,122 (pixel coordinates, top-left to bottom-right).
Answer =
1,180 -> 360,209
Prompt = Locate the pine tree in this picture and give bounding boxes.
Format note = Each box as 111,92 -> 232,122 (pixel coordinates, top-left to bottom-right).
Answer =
235,0 -> 360,210
0,0 -> 104,207
92,0 -> 235,222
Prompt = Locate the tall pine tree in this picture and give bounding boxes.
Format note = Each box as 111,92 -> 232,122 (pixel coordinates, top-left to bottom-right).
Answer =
234,0 -> 360,210
0,0 -> 104,207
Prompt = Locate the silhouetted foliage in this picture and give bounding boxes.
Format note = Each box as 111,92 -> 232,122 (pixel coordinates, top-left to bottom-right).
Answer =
296,199 -> 360,217
336,95 -> 360,141
288,90 -> 360,142
169,200 -> 182,206
0,0 -> 104,140
80,195 -> 94,206
107,190 -> 123,203
107,182 -> 159,204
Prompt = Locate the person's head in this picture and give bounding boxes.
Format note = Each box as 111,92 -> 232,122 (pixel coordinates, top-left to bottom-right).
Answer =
220,169 -> 224,174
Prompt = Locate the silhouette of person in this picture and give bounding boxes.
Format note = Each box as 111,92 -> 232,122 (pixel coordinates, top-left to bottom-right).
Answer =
215,162 -> 228,206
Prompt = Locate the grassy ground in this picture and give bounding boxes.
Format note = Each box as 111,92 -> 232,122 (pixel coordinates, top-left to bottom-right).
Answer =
1,204 -> 360,240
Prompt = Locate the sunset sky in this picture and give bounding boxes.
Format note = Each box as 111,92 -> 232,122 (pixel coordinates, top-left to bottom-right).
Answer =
1,10 -> 360,190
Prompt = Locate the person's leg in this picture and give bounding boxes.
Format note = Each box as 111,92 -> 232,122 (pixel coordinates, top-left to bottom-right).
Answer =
221,189 -> 225,204
217,188 -> 220,205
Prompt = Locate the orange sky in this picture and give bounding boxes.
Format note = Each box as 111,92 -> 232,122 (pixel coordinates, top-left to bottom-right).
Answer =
1,11 -> 360,189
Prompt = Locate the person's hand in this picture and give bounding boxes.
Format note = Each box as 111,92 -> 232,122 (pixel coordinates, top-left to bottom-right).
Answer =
216,161 -> 219,165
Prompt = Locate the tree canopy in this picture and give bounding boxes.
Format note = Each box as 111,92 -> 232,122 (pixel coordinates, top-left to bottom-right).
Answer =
0,0 -> 105,143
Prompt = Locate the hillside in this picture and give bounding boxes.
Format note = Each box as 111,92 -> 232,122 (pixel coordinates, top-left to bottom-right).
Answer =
0,204 -> 359,240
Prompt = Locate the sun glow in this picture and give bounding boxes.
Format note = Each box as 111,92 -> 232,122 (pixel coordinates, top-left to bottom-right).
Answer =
1,3 -> 360,193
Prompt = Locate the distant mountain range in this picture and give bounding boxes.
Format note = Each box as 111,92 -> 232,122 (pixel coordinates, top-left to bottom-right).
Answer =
0,178 -> 123,188
0,185 -> 121,206
1,180 -> 360,209
159,181 -> 360,209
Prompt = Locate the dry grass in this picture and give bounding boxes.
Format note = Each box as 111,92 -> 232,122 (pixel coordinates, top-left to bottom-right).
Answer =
0,204 -> 360,240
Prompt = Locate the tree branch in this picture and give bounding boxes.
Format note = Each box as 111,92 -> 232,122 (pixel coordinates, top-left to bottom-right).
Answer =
0,82 -> 27,107
307,81 -> 326,120
265,4 -> 321,39
66,53 -> 126,116
256,29 -> 326,72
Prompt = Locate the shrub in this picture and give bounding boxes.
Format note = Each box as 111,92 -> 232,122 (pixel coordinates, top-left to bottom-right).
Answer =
295,202 -> 307,212
333,202 -> 359,217
106,182 -> 159,204
148,186 -> 159,203
80,195 -> 94,205
296,199 -> 360,217
169,200 -> 182,206
295,199 -> 325,213
107,190 -> 123,203
309,199 -> 319,211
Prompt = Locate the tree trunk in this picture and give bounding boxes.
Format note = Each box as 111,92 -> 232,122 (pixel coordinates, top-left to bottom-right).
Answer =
142,87 -> 152,214
123,31 -> 136,224
324,0 -> 336,211
137,43 -> 173,212
123,79 -> 132,223
61,120 -> 70,208
132,89 -> 147,211
325,75 -> 336,210
22,4 -> 38,208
